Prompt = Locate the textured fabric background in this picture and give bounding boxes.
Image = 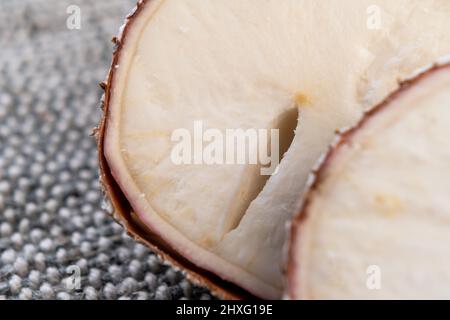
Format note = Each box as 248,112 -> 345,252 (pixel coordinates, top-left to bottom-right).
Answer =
0,0 -> 212,300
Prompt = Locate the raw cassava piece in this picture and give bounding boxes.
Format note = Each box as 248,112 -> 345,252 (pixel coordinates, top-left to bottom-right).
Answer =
98,0 -> 450,298
288,63 -> 450,300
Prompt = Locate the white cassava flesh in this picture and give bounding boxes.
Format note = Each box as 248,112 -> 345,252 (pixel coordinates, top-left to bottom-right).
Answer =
101,0 -> 450,298
288,63 -> 450,300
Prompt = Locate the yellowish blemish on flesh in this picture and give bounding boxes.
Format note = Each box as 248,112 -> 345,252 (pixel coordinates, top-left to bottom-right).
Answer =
199,236 -> 215,249
374,193 -> 403,217
294,92 -> 311,107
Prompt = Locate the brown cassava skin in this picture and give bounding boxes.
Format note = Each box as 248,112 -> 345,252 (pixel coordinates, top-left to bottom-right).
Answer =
96,0 -> 255,300
286,62 -> 450,300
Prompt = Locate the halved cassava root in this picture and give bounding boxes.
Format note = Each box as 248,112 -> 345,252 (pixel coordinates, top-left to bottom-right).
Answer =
97,0 -> 450,299
96,1 -> 250,300
287,63 -> 450,300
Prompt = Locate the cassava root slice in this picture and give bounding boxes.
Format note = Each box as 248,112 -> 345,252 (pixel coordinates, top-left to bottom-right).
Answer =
98,0 -> 450,298
288,63 -> 450,300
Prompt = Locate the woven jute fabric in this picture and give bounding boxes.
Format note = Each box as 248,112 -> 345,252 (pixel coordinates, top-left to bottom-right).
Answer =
0,0 -> 212,300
